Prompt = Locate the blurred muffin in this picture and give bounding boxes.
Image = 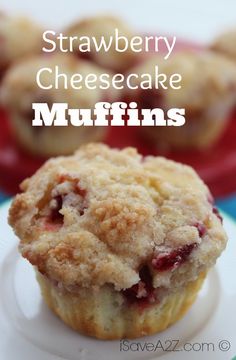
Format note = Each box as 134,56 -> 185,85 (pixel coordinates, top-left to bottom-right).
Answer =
9,143 -> 227,339
0,54 -> 118,156
211,29 -> 236,62
0,13 -> 42,79
127,50 -> 236,149
65,15 -> 138,72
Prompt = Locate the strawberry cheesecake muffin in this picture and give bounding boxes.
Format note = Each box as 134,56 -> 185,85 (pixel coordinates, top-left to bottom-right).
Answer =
0,13 -> 42,80
9,143 -> 227,339
0,54 -> 117,156
211,29 -> 236,62
65,15 -> 138,73
127,50 -> 236,149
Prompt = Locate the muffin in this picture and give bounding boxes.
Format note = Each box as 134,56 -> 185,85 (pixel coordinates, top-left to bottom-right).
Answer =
211,29 -> 236,62
65,15 -> 138,73
0,12 -> 42,79
127,50 -> 236,149
9,143 -> 227,339
0,54 -> 118,156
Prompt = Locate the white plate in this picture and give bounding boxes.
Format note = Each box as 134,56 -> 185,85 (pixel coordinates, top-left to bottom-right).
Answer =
0,200 -> 236,360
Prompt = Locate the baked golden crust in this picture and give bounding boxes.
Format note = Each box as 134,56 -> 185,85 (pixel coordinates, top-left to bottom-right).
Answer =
130,50 -> 236,109
65,15 -> 138,72
128,50 -> 236,148
0,54 -> 117,156
9,144 -> 227,293
211,29 -> 236,62
0,14 -> 42,71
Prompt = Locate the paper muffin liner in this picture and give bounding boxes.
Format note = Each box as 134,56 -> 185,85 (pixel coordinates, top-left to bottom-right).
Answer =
36,270 -> 206,340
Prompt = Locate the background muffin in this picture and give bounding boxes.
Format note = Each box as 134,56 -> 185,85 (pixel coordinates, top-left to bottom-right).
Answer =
65,15 -> 139,73
211,29 -> 236,62
0,54 -> 119,156
9,143 -> 227,339
127,50 -> 236,149
0,12 -> 42,80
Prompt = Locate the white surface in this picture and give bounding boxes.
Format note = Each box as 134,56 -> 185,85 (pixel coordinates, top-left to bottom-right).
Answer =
0,0 -> 236,43
0,200 -> 236,360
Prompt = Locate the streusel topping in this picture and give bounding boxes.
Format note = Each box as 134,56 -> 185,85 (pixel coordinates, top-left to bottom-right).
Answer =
0,54 -> 117,112
65,15 -> 137,72
0,14 -> 42,69
9,144 -> 227,292
129,50 -> 236,110
211,30 -> 236,62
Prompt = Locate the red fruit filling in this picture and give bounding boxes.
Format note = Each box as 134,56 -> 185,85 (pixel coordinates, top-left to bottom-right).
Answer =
48,195 -> 64,224
152,243 -> 198,272
207,193 -> 214,205
212,206 -> 223,223
194,222 -> 206,237
137,88 -> 164,110
207,193 -> 223,223
43,221 -> 62,232
59,175 -> 87,200
77,50 -> 93,62
0,37 -> 8,81
122,266 -> 156,307
43,176 -> 87,230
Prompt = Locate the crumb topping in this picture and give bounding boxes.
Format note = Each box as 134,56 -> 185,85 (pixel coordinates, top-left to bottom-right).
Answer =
0,14 -> 42,69
211,30 -> 236,62
0,54 -> 118,112
130,50 -> 236,110
9,144 -> 227,293
65,15 -> 137,72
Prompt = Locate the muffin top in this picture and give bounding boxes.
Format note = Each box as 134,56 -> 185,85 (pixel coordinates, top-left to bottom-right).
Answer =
211,29 -> 236,62
129,50 -> 236,110
0,53 -> 118,116
0,13 -> 42,70
65,15 -> 138,72
9,144 -> 227,293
